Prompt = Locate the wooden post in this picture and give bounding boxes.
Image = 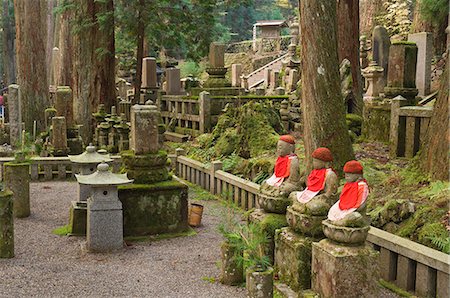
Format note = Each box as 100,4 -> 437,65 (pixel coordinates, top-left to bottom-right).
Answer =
389,95 -> 407,158
175,148 -> 185,177
199,91 -> 211,134
210,161 -> 222,195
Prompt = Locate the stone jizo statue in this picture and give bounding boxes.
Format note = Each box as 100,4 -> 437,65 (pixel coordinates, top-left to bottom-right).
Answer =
289,147 -> 338,215
260,135 -> 301,198
328,160 -> 369,227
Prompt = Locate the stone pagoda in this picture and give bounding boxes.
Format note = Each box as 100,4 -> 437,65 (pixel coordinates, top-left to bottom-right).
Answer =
118,101 -> 189,236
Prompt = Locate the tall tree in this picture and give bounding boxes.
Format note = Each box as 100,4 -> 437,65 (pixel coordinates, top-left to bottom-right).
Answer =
419,57 -> 448,181
14,0 -> 49,132
2,0 -> 16,85
54,2 -> 73,86
337,0 -> 363,115
67,0 -> 115,141
300,0 -> 354,172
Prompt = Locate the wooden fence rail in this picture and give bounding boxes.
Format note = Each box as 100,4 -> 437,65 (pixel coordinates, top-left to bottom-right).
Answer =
390,96 -> 433,158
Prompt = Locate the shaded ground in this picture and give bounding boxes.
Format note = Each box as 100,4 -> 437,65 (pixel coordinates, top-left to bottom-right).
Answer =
0,181 -> 246,298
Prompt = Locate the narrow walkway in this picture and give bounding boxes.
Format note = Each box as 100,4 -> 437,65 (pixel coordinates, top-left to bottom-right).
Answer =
0,182 -> 246,298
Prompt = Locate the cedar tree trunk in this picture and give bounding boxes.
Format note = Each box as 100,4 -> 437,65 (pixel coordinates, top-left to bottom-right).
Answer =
14,0 -> 49,132
337,0 -> 363,115
2,0 -> 16,85
300,0 -> 355,173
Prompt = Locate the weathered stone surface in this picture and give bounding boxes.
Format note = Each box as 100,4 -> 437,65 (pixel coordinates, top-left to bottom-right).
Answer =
8,84 -> 21,149
0,190 -> 14,258
166,68 -> 182,95
4,162 -> 30,218
372,26 -> 390,85
384,42 -> 418,101
118,180 -> 189,236
231,64 -> 242,87
69,201 -> 87,236
322,220 -> 369,245
436,271 -> 450,298
130,104 -> 160,155
275,227 -> 316,291
209,42 -> 225,68
87,187 -> 123,252
246,267 -> 274,298
396,254 -> 415,291
121,150 -> 169,184
141,57 -> 157,88
51,116 -> 68,156
286,206 -> 324,237
55,86 -> 73,128
407,32 -> 432,96
249,209 -> 288,263
362,102 -> 391,143
362,61 -> 384,100
311,239 -> 380,298
257,194 -> 290,214
220,241 -> 244,286
415,262 -> 436,297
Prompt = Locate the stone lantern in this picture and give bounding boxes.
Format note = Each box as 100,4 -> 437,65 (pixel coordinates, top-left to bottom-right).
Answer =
362,61 -> 384,102
76,163 -> 132,252
68,144 -> 112,235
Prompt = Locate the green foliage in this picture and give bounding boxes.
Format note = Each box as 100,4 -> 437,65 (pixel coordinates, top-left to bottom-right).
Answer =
52,225 -> 71,236
418,0 -> 449,26
417,181 -> 450,200
419,223 -> 450,253
179,60 -> 206,78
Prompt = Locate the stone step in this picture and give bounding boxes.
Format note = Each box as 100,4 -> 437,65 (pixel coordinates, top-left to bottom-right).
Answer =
164,131 -> 189,143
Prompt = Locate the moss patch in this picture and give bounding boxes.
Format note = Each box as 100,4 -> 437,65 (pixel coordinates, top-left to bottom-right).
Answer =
52,224 -> 71,236
124,227 -> 197,243
379,279 -> 413,297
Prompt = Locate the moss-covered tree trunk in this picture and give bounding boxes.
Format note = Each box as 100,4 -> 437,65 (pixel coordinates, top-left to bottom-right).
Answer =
300,0 -> 355,173
337,0 -> 363,115
2,0 -> 16,85
419,58 -> 448,181
133,0 -> 145,104
71,0 -> 115,142
14,0 -> 49,132
55,6 -> 73,86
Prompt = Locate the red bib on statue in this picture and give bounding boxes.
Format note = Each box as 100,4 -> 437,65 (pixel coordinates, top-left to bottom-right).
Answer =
306,168 -> 327,192
274,156 -> 292,178
339,181 -> 362,210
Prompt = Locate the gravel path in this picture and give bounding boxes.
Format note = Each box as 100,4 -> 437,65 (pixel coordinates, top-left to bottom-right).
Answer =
0,182 -> 246,298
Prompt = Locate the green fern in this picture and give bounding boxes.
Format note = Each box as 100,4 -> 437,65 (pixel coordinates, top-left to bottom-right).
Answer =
426,235 -> 450,254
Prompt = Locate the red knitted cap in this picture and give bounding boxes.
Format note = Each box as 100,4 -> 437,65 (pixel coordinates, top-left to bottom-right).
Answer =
343,160 -> 363,174
279,135 -> 295,144
311,147 -> 333,162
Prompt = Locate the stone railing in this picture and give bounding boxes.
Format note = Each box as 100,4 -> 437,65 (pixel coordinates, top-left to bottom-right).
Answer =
172,152 -> 449,297
0,156 -> 122,181
367,227 -> 449,298
390,97 -> 433,158
174,149 -> 260,210
225,36 -> 292,54
158,93 -> 287,136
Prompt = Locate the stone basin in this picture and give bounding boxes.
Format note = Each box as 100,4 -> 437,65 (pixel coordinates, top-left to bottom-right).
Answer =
257,193 -> 290,214
322,220 -> 369,245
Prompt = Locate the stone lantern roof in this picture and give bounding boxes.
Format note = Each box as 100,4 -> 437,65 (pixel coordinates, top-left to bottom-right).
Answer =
76,163 -> 133,186
69,144 -> 113,164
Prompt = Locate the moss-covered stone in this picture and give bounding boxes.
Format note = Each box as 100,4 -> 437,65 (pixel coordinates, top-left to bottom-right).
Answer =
257,194 -> 291,214
275,227 -> 315,291
220,241 -> 244,286
121,150 -> 170,184
118,180 -> 189,236
361,103 -> 391,143
68,201 -> 87,236
0,190 -> 14,258
249,209 -> 288,263
4,163 -> 30,218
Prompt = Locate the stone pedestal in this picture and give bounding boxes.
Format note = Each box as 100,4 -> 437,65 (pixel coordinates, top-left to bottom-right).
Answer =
69,201 -> 87,236
257,193 -> 290,214
204,42 -> 230,88
52,116 -> 69,156
249,209 -> 287,262
231,64 -> 242,87
362,61 -> 384,101
362,101 -> 391,143
67,127 -> 83,155
118,179 -> 189,236
384,42 -> 419,103
286,206 -> 325,238
408,32 -> 432,96
4,162 -> 30,218
246,267 -> 274,298
275,227 -> 317,291
87,186 -> 123,252
311,239 -> 380,298
0,190 -> 14,258
220,241 -> 244,286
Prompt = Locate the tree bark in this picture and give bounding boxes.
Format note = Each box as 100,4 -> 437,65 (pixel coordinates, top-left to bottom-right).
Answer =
337,0 -> 363,115
46,0 -> 57,83
133,0 -> 145,104
71,0 -> 115,141
2,0 -> 16,85
14,0 -> 49,132
419,57 -> 448,181
55,4 -> 73,86
359,0 -> 386,37
300,0 -> 355,173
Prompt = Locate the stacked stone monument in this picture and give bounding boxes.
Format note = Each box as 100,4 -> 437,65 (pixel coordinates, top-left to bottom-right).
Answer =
68,144 -> 113,235
312,160 -> 379,298
249,135 -> 300,263
275,148 -> 338,293
141,57 -> 159,102
203,42 -> 230,89
118,101 -> 189,236
384,41 -> 419,104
